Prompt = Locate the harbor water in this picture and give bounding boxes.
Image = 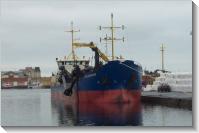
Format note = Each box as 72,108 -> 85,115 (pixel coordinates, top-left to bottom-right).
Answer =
1,89 -> 192,126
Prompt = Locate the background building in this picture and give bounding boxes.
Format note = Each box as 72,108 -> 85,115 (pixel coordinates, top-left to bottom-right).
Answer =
20,67 -> 41,88
1,67 -> 42,89
1,67 -> 57,89
1,71 -> 28,89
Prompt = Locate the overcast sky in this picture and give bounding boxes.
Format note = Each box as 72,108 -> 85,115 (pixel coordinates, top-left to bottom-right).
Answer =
0,0 -> 192,76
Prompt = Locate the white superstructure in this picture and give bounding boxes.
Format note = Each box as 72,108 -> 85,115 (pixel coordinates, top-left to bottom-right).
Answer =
56,58 -> 90,74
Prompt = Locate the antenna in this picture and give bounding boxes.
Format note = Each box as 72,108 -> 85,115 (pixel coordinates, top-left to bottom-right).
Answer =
160,44 -> 165,71
65,21 -> 80,60
99,13 -> 125,60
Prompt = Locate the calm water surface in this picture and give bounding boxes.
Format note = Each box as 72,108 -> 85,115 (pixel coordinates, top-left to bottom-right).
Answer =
1,89 -> 192,126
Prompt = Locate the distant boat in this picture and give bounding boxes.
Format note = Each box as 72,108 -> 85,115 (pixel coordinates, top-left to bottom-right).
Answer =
28,84 -> 40,89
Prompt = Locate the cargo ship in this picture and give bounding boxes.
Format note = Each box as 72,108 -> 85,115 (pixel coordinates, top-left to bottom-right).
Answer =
52,14 -> 142,104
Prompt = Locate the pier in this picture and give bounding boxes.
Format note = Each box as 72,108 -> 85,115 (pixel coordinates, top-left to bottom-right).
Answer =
141,91 -> 192,110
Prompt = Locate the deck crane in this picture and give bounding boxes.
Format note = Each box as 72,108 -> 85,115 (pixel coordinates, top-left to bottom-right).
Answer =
73,42 -> 109,69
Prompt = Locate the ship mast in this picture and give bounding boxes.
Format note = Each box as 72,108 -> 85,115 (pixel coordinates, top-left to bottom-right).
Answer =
160,44 -> 165,71
65,21 -> 80,61
99,13 -> 125,60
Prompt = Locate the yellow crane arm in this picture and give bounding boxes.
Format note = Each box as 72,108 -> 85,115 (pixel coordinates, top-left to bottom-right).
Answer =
73,43 -> 96,48
73,42 -> 109,62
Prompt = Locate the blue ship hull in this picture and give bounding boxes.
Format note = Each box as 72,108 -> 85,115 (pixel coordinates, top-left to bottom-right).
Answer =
53,60 -> 142,103
78,60 -> 142,91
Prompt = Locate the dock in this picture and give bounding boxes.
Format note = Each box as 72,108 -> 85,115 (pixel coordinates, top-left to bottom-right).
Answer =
141,91 -> 192,110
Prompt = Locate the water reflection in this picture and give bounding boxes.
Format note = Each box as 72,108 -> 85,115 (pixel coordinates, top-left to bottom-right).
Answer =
51,91 -> 142,126
142,104 -> 192,126
1,89 -> 192,126
51,91 -> 77,126
77,102 -> 142,126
